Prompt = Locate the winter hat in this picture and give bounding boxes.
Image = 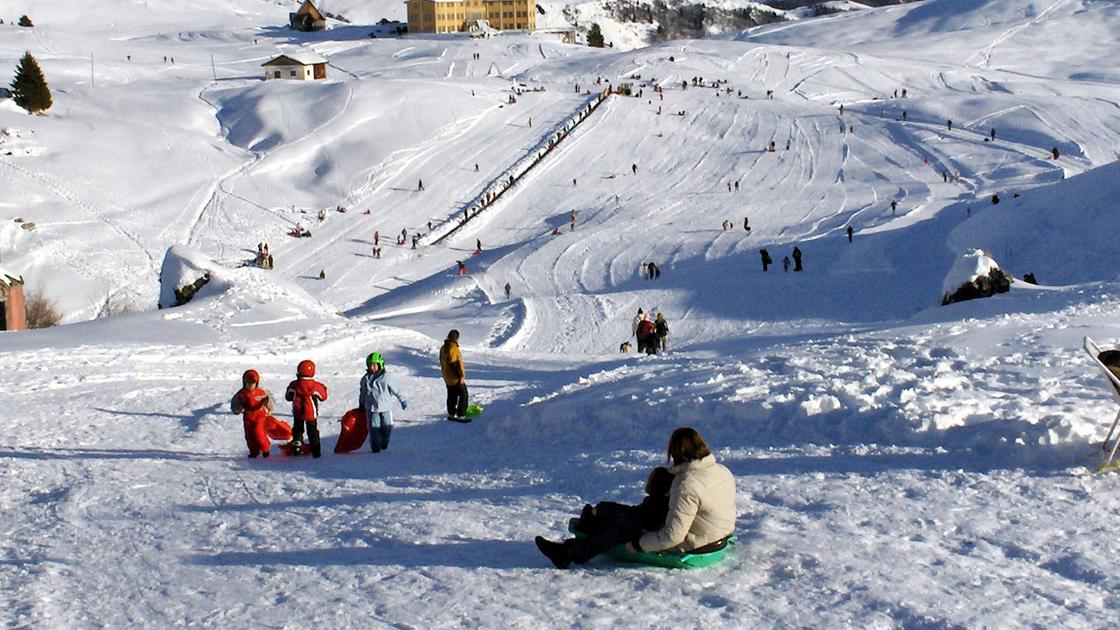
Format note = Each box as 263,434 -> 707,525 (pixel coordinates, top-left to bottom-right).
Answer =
297,360 -> 315,378
242,369 -> 260,386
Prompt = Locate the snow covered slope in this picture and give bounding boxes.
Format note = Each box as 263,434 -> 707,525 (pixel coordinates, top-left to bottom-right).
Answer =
4,0 -> 1120,626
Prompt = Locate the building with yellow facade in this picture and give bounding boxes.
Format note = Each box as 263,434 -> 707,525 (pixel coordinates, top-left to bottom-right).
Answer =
406,0 -> 536,34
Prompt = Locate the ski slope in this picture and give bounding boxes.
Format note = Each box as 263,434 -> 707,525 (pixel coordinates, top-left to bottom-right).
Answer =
4,0 -> 1120,626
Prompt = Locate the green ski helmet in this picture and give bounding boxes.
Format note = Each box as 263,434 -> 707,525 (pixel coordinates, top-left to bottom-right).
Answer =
365,352 -> 385,370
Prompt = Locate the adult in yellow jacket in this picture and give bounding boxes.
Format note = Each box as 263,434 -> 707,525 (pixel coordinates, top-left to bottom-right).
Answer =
440,329 -> 469,422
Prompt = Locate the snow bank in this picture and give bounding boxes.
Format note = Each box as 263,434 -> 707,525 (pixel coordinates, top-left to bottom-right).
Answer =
950,161 -> 1120,286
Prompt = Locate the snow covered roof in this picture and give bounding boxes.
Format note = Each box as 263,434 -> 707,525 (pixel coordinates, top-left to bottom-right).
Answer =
0,264 -> 23,288
262,50 -> 327,67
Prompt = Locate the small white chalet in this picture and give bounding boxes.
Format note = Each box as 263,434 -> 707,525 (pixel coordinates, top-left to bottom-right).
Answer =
262,51 -> 328,81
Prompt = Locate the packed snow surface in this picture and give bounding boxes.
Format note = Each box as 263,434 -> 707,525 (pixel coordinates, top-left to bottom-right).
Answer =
4,0 -> 1120,626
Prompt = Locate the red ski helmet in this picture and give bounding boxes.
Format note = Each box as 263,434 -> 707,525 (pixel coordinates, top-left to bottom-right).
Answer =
297,360 -> 316,378
242,369 -> 260,386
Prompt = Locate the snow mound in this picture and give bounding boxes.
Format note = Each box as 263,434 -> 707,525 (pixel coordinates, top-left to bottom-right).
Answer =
157,245 -> 339,330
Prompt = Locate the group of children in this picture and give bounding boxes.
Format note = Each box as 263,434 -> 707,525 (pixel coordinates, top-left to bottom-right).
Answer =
230,353 -> 407,459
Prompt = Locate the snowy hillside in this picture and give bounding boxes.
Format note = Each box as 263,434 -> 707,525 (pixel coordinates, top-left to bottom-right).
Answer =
4,0 -> 1120,626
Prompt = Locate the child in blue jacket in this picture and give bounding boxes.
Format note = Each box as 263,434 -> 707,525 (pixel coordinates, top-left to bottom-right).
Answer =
358,352 -> 408,453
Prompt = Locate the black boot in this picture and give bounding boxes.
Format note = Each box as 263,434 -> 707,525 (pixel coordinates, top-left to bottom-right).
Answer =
535,536 -> 571,569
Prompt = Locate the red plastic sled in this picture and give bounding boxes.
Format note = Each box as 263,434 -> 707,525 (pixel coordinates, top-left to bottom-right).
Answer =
279,441 -> 312,456
265,416 -> 293,441
334,408 -> 367,453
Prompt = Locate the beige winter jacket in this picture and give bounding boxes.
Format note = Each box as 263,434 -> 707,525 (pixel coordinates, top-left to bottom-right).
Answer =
638,454 -> 736,553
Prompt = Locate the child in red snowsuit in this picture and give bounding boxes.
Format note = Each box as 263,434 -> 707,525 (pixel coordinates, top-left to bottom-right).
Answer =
231,369 -> 273,458
285,360 -> 328,458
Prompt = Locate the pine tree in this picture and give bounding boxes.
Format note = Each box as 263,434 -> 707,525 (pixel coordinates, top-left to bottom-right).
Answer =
587,23 -> 605,48
10,52 -> 52,114
18,15 -> 33,27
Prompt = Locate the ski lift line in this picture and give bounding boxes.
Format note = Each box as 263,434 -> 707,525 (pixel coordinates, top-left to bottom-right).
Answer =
425,90 -> 613,247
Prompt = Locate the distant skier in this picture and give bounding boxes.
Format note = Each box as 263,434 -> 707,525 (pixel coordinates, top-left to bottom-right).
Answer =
890,200 -> 897,214
476,238 -> 482,254
374,230 -> 380,246
504,282 -> 512,299
760,249 -> 772,272
743,217 -> 750,233
792,246 -> 803,272
570,210 -> 577,231
418,178 -> 425,191
285,360 -> 328,458
632,163 -> 638,175
846,226 -> 853,243
782,256 -> 790,272
230,369 -> 272,459
457,260 -> 468,276
1051,147 -> 1060,160
359,353 -> 408,453
991,194 -> 1000,205
947,119 -> 952,131
990,127 -> 996,141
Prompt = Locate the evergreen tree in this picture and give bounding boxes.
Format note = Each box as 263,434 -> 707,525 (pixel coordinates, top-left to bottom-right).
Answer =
10,52 -> 52,114
587,23 -> 605,48
18,15 -> 33,27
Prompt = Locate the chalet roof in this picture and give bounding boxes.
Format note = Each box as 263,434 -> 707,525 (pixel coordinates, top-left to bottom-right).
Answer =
0,264 -> 23,288
294,0 -> 326,21
262,50 -> 328,67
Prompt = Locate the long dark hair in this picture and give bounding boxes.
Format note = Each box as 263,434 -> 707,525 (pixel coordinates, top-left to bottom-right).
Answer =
666,427 -> 711,466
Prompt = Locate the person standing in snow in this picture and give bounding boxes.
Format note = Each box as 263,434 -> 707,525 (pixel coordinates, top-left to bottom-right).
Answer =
655,313 -> 670,352
504,282 -> 512,299
440,330 -> 470,422
792,246 -> 803,272
1051,147 -> 1060,160
760,249 -> 772,272
359,352 -> 407,453
632,163 -> 638,175
743,217 -> 750,233
285,360 -> 328,458
947,119 -> 952,131
230,369 -> 273,459
637,315 -> 657,355
890,200 -> 897,214
782,256 -> 790,272
632,308 -> 645,351
418,178 -> 425,192
846,226 -> 854,243
990,127 -> 996,141
570,210 -> 577,231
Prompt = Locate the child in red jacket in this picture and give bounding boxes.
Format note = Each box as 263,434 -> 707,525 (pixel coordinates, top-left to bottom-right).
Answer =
231,369 -> 273,458
285,360 -> 328,458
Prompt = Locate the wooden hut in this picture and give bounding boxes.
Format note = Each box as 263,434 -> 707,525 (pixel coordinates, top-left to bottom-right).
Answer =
290,0 -> 328,31
0,265 -> 26,331
262,51 -> 328,81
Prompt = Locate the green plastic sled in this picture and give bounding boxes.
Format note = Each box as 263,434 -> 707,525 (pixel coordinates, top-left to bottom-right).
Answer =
567,519 -> 735,569
465,404 -> 484,417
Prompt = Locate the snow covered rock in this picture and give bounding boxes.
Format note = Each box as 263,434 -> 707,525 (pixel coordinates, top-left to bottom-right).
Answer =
940,249 -> 1013,305
158,246 -> 227,309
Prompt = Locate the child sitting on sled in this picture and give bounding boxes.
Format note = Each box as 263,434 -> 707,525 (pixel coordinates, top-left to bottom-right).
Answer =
535,467 -> 673,568
230,369 -> 274,458
285,360 -> 328,458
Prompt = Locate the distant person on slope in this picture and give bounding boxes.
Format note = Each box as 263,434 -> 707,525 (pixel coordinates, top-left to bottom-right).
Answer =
285,360 -> 328,458
440,330 -> 470,422
359,353 -> 408,453
637,315 -> 657,355
230,369 -> 273,459
792,246 -> 803,272
632,308 -> 645,351
760,249 -> 772,272
655,313 -> 670,352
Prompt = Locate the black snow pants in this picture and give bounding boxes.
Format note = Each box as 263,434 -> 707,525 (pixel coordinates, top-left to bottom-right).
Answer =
292,418 -> 321,457
446,383 -> 469,418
